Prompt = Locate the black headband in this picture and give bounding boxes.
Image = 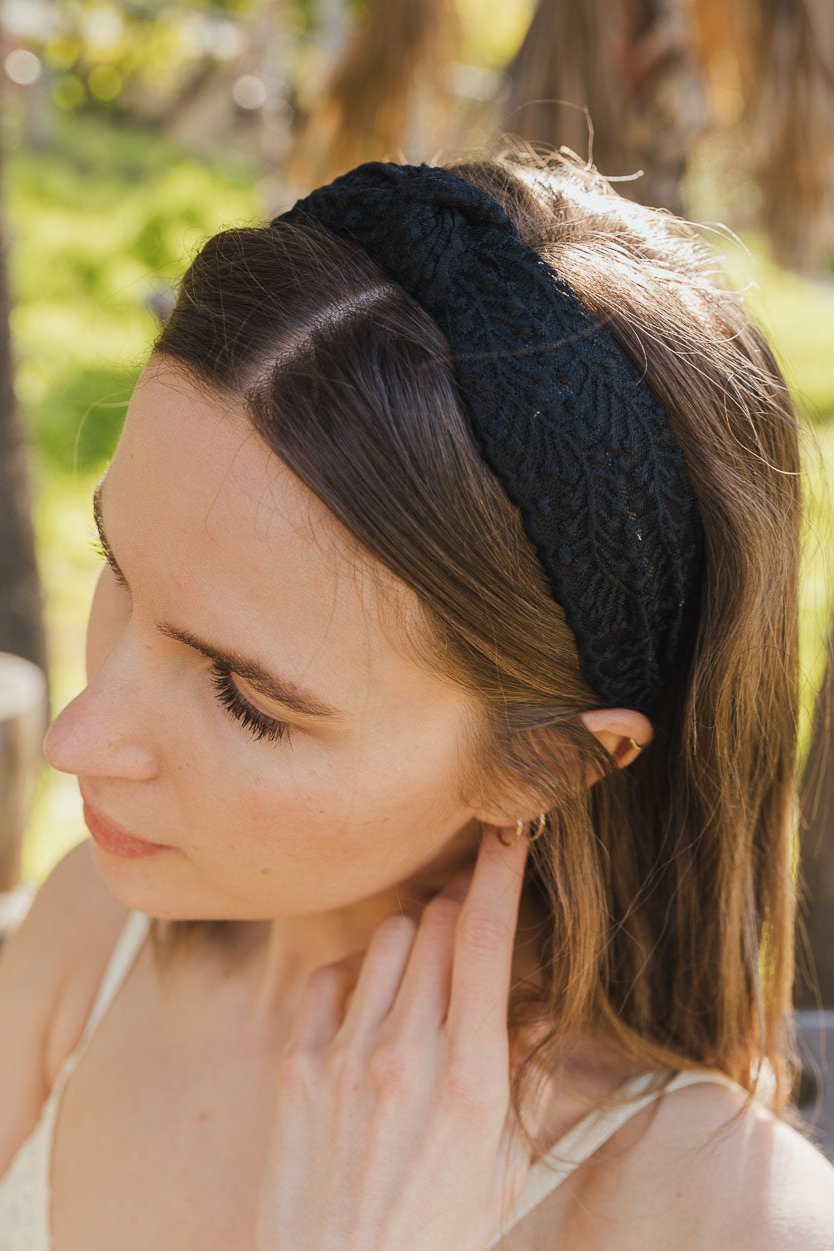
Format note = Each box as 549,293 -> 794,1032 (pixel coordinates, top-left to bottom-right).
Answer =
273,161 -> 705,718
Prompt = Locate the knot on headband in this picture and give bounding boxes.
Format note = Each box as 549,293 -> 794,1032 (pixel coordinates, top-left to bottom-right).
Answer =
273,161 -> 705,719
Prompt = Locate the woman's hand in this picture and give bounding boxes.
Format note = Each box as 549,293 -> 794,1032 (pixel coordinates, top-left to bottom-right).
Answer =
254,824 -> 545,1251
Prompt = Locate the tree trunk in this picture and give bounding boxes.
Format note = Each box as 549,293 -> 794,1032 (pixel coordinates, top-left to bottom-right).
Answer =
0,92 -> 49,690
497,0 -> 709,215
0,81 -> 50,899
739,0 -> 834,272
284,0 -> 461,190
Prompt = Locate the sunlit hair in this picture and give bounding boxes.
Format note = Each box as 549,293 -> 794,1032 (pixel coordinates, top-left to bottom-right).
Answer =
149,135 -> 811,1153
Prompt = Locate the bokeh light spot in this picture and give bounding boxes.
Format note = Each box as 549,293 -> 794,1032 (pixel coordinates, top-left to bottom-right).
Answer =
4,49 -> 42,87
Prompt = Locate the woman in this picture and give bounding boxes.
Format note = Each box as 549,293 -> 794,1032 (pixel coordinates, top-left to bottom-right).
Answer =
0,141 -> 832,1250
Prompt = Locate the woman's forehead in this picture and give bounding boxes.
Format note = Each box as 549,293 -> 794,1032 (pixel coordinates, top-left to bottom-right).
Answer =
105,363 -> 453,717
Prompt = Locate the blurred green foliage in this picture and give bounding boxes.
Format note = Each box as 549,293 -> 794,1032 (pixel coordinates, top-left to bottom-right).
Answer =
7,111 -> 834,884
5,111 -> 263,879
14,0 -> 533,123
36,1 -> 255,114
24,0 -> 433,120
8,109 -> 260,472
717,234 -> 834,424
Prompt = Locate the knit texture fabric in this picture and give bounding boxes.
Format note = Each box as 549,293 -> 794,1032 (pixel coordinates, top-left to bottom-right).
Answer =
274,161 -> 705,717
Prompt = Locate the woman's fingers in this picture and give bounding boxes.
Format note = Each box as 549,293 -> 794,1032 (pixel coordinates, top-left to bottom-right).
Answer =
337,864 -> 473,1044
372,863 -> 476,1035
260,825 -> 540,1251
285,949 -> 366,1051
284,823 -> 527,1064
445,825 -> 529,1065
336,911 -> 421,1040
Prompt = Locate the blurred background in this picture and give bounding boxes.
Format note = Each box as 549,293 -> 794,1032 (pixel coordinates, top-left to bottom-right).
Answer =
0,0 -> 833,1134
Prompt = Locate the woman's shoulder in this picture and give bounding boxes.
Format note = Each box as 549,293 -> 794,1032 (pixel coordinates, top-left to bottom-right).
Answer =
24,840 -> 131,1087
593,1077 -> 833,1248
535,1074 -> 834,1250
0,838 -> 129,1173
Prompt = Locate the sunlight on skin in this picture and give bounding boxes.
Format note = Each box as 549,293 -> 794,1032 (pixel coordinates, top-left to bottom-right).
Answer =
42,358 -> 651,1021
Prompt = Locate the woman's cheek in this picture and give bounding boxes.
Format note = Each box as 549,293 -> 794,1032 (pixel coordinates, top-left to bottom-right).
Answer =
85,566 -> 131,682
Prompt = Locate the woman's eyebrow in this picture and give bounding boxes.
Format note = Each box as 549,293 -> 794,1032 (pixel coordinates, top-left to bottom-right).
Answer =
91,480 -> 344,722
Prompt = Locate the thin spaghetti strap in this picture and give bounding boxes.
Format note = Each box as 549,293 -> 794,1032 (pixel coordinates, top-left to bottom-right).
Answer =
75,910 -> 152,1055
484,1068 -> 748,1249
658,1068 -> 750,1096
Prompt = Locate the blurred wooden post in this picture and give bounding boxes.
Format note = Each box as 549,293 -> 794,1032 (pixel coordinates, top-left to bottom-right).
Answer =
793,619 -> 834,1160
793,1010 -> 834,1162
796,621 -> 834,1009
0,652 -> 47,938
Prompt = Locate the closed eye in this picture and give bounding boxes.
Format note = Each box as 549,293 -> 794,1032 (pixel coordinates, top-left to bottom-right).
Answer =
208,662 -> 291,745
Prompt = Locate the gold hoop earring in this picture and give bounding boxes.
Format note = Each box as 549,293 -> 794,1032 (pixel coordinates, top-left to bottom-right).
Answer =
529,811 -> 548,842
628,737 -> 643,752
513,812 -> 548,842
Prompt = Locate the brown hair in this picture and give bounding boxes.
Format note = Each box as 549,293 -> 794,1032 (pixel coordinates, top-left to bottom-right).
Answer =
148,136 -> 809,1151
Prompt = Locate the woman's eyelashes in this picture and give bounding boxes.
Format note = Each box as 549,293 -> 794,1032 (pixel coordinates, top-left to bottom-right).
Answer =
90,535 -> 129,589
208,663 -> 291,744
90,535 -> 291,746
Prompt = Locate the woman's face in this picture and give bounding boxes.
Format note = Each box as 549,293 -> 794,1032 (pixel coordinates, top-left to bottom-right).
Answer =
43,360 -> 495,921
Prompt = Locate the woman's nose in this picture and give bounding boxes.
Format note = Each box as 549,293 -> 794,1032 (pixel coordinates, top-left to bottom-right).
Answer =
42,637 -> 161,781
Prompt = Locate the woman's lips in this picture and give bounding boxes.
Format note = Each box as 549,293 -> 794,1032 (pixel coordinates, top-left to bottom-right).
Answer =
82,798 -> 172,859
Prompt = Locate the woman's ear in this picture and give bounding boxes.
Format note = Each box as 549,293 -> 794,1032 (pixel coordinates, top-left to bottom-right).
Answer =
579,708 -> 654,784
470,707 -> 655,827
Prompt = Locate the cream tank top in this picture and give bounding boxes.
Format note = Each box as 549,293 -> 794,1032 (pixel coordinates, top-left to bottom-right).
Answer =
0,909 -> 752,1250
